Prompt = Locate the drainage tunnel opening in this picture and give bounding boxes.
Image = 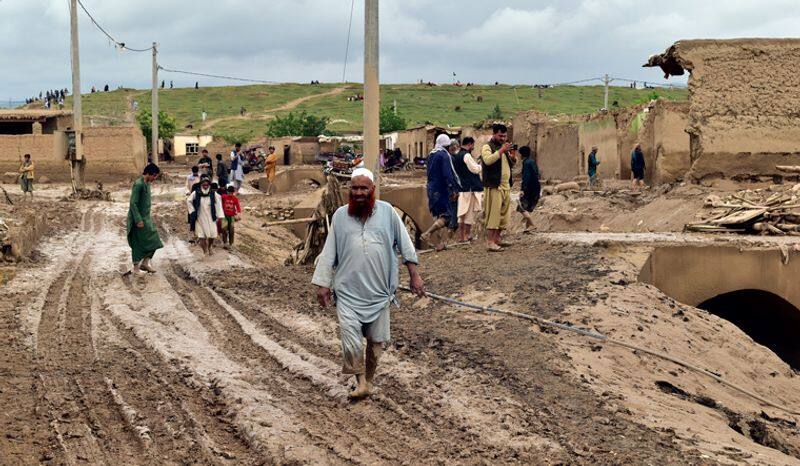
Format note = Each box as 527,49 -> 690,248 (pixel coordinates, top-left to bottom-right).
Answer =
698,289 -> 800,370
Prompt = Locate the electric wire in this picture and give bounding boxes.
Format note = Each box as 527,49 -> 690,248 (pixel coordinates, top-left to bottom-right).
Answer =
75,0 -> 153,52
342,0 -> 356,83
157,66 -> 280,84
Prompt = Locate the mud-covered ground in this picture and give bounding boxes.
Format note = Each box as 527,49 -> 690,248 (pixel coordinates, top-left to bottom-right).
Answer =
1,175 -> 800,465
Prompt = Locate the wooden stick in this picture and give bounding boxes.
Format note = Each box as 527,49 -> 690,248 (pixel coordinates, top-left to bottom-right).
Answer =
262,217 -> 315,227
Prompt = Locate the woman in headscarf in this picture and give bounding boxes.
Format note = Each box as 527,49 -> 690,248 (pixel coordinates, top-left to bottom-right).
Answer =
187,176 -> 224,256
420,133 -> 460,250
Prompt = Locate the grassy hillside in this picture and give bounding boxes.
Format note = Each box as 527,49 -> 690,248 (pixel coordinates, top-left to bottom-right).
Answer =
68,83 -> 687,137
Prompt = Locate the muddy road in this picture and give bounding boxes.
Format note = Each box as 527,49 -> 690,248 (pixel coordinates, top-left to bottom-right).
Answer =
2,185 -> 799,464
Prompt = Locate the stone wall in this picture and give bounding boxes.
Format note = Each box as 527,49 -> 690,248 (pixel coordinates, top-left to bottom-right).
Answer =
647,39 -> 800,180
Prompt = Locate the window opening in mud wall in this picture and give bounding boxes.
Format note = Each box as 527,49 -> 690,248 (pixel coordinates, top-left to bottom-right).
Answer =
697,289 -> 800,370
185,143 -> 199,155
0,121 -> 34,135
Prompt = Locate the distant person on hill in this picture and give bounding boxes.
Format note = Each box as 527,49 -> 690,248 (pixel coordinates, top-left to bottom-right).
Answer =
197,149 -> 213,177
215,153 -> 229,188
170,80 -> 174,89
195,81 -> 199,89
18,154 -> 35,200
516,146 -> 541,233
263,146 -> 278,195
481,123 -> 516,251
186,166 -> 201,195
104,84 -> 109,92
631,143 -> 646,190
420,134 -> 460,251
587,146 -> 600,188
230,143 -> 245,192
201,109 -> 207,122
126,163 -> 163,276
452,136 -> 482,242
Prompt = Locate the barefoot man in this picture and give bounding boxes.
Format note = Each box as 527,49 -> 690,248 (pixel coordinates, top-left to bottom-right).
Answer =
127,163 -> 163,275
312,168 -> 425,399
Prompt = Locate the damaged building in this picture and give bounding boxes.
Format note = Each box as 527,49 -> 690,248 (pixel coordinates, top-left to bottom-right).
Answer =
0,110 -> 147,182
646,39 -> 800,180
513,101 -> 690,184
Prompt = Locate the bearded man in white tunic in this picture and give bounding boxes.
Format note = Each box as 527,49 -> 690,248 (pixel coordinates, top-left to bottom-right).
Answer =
187,176 -> 224,256
312,168 -> 425,399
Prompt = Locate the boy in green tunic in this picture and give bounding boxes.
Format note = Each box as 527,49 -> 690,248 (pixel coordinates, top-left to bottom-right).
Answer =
126,163 -> 163,275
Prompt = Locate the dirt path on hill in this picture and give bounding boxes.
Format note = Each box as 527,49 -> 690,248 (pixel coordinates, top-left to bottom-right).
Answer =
201,87 -> 348,130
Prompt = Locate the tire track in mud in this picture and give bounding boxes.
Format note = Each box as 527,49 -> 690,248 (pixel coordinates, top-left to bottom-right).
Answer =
172,263 -> 557,463
164,264 -> 413,464
31,207 -> 266,465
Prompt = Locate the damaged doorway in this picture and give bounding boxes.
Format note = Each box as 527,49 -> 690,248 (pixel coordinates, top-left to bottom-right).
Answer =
698,289 -> 800,370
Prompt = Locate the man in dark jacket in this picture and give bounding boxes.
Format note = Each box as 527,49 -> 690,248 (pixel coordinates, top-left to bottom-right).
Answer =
516,146 -> 541,233
452,137 -> 483,242
631,143 -> 646,190
421,134 -> 460,251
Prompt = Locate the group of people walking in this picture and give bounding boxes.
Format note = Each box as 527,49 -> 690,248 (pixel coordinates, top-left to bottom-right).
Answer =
183,146 -> 247,255
421,124 -> 541,252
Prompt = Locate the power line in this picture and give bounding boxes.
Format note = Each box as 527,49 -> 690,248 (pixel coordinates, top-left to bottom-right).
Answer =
158,66 -> 280,84
76,0 -> 153,52
609,76 -> 687,88
342,0 -> 356,83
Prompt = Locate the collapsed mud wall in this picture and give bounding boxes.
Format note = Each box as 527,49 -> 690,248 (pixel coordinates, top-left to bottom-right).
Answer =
647,39 -> 800,179
0,125 -> 146,183
514,102 -> 690,184
577,116 -> 619,179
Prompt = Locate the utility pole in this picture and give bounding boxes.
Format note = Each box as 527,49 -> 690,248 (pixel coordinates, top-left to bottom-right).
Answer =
364,0 -> 380,194
151,42 -> 159,160
603,74 -> 610,110
69,0 -> 85,191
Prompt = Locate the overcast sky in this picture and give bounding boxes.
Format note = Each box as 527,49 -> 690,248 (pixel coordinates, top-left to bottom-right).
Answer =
2,0 -> 800,100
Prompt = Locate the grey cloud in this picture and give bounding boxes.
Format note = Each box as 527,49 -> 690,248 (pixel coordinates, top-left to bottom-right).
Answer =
3,0 -> 800,98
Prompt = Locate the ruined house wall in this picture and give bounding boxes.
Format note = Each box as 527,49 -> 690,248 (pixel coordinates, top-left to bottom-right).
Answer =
577,116 -> 619,179
651,101 -> 691,183
0,125 -> 146,182
659,39 -> 800,179
83,126 -> 148,182
536,123 -> 580,180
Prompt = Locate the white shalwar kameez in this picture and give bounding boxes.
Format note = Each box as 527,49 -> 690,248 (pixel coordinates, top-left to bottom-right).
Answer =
187,191 -> 224,239
312,200 -> 419,374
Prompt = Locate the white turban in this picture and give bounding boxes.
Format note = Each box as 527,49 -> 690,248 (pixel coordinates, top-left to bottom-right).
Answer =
351,167 -> 375,182
434,134 -> 451,151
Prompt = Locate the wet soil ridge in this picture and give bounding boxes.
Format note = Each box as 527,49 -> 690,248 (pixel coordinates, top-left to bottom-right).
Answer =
656,380 -> 800,459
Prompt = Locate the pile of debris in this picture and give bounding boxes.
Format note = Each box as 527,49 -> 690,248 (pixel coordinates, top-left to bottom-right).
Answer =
64,183 -> 112,202
264,207 -> 295,221
686,183 -> 800,235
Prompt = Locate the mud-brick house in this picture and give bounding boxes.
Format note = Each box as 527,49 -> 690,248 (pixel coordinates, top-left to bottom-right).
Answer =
0,110 -> 147,182
646,39 -> 800,180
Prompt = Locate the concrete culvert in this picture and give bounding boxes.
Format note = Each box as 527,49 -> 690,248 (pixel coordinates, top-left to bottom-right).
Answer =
698,290 -> 800,370
640,245 -> 800,370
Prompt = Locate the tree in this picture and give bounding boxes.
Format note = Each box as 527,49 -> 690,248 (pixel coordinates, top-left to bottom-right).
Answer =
266,111 -> 329,137
487,104 -> 504,120
379,105 -> 406,133
136,108 -> 177,150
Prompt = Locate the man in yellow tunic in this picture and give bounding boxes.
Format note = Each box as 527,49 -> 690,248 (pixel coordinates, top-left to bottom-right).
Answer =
263,146 -> 278,195
480,124 -> 516,251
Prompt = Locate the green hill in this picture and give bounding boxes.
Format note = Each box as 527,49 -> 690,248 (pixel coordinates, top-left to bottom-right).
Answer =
68,83 -> 687,137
